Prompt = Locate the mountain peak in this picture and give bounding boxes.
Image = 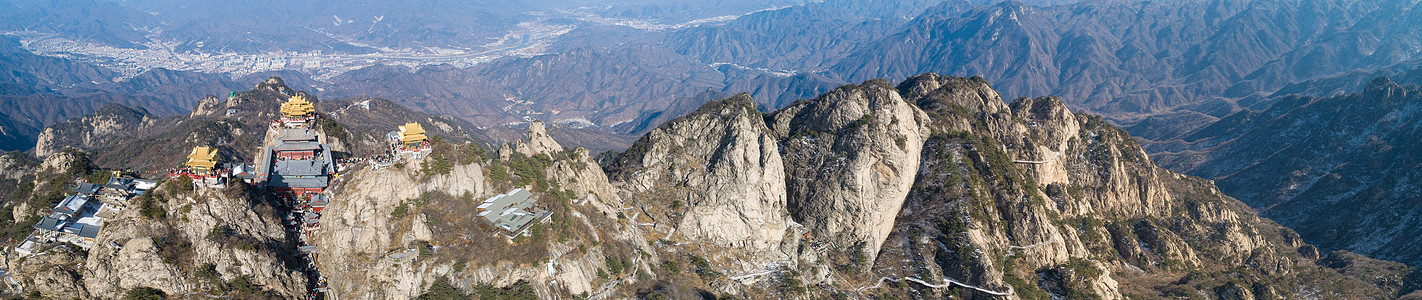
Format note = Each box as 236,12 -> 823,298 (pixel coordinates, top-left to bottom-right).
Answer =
94,101 -> 150,118
1365,76 -> 1400,94
514,120 -> 564,157
686,92 -> 759,118
901,73 -> 1008,117
254,76 -> 294,95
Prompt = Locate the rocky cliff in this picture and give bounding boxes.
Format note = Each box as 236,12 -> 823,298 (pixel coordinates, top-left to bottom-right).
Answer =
769,79 -> 932,266
610,94 -> 795,268
33,103 -> 155,158
5,73 -> 1416,299
29,78 -> 296,173
600,74 -> 1416,299
79,184 -> 307,298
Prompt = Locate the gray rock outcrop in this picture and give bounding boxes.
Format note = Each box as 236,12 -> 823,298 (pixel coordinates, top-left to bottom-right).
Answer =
771,80 -> 931,265
616,94 -> 793,265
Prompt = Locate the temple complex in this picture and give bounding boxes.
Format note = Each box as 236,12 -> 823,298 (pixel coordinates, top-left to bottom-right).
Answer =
256,91 -> 337,294
171,146 -> 232,187
18,174 -> 156,255
259,128 -> 335,197
476,189 -> 550,235
386,122 -> 432,157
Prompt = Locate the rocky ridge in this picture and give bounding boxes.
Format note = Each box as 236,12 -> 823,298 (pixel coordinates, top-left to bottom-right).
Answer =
3,73 -> 1416,299
602,73 -> 1416,299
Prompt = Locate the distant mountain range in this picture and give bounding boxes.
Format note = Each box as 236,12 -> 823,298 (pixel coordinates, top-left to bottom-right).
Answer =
834,0 -> 1422,119
0,36 -> 249,150
4,0 -> 1422,151
314,0 -> 946,136
0,0 -> 160,48
311,0 -> 1422,144
1144,75 -> 1422,267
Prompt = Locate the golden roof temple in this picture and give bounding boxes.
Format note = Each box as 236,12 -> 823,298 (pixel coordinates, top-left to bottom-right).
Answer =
185,146 -> 218,172
398,122 -> 428,148
280,94 -> 315,118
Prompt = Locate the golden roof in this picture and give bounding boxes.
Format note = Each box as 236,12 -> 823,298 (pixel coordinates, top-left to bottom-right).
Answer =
398,122 -> 428,143
185,146 -> 218,169
280,94 -> 315,117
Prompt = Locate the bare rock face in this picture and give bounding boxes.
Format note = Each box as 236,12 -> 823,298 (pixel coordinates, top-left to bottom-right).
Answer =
771,80 -> 932,265
418,159 -> 490,199
514,121 -> 564,157
33,104 -> 152,158
515,120 -> 621,212
314,163 -> 484,299
1006,96 -> 1079,186
316,125 -> 643,299
547,147 -> 622,215
616,94 -> 793,262
861,75 -> 1394,300
900,73 -> 1008,117
82,237 -> 189,296
81,187 -> 307,298
11,246 -> 88,298
190,95 -> 224,117
33,129 -> 64,159
0,151 -> 39,182
7,183 -> 307,299
36,149 -> 80,174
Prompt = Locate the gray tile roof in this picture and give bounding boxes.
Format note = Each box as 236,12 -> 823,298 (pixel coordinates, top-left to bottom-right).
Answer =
34,216 -> 101,239
104,177 -> 133,190
232,164 -> 257,179
275,159 -> 324,176
34,217 -> 59,231
275,142 -> 322,151
268,176 -> 329,189
279,129 -> 317,141
70,183 -> 100,195
478,189 -> 546,233
73,223 -> 100,238
53,194 -> 91,216
309,194 -> 330,206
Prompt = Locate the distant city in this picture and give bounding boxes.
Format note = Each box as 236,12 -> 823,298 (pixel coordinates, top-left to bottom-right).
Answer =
1,6 -> 780,82
1,20 -> 574,80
